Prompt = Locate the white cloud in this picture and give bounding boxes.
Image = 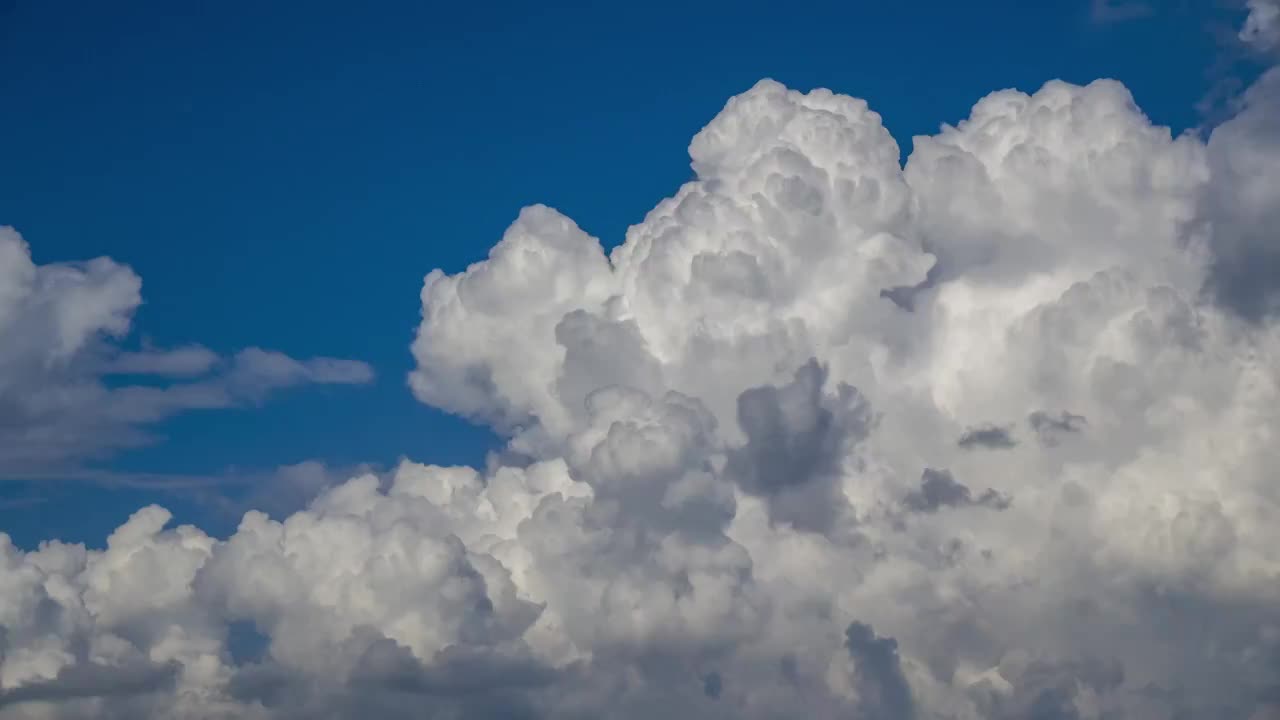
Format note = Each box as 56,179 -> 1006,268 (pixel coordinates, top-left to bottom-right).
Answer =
1242,0 -> 1280,53
4,31 -> 1280,719
105,346 -> 220,378
0,229 -> 374,476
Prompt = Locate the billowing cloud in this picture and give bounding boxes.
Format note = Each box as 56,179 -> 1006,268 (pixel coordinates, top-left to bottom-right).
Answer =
0,229 -> 374,477
4,19 -> 1280,717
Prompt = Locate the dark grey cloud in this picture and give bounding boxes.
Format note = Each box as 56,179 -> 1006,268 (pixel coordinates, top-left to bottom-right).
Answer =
845,621 -> 916,720
1028,410 -> 1088,446
228,634 -> 556,720
728,359 -> 874,532
779,654 -> 799,684
1203,67 -> 1280,322
0,660 -> 177,710
351,636 -> 557,698
957,424 -> 1018,450
702,671 -> 723,699
905,468 -> 1011,513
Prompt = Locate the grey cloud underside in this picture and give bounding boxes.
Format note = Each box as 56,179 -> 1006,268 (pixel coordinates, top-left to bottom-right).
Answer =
845,622 -> 916,720
0,662 -> 177,711
727,359 -> 872,533
904,468 -> 1011,514
1203,67 -> 1280,322
957,424 -> 1018,450
1027,410 -> 1087,447
5,29 -> 1280,718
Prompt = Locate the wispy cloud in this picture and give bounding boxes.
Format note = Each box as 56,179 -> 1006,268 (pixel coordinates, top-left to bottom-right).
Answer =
0,228 -> 374,477
1090,0 -> 1154,24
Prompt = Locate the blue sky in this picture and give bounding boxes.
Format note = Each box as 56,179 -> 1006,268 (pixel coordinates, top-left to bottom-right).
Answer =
0,0 -> 1258,546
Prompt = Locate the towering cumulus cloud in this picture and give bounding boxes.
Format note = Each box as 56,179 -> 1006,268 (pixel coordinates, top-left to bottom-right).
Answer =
5,56 -> 1280,720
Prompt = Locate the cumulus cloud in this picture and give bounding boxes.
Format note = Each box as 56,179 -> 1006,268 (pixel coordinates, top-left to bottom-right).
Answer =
5,18 -> 1280,717
0,229 -> 373,477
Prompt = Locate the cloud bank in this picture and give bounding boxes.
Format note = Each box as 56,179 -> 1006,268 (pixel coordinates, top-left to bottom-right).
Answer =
4,34 -> 1280,720
0,229 -> 373,478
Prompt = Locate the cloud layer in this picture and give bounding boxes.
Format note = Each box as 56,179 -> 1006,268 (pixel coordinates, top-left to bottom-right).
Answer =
0,229 -> 373,478
4,40 -> 1280,720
